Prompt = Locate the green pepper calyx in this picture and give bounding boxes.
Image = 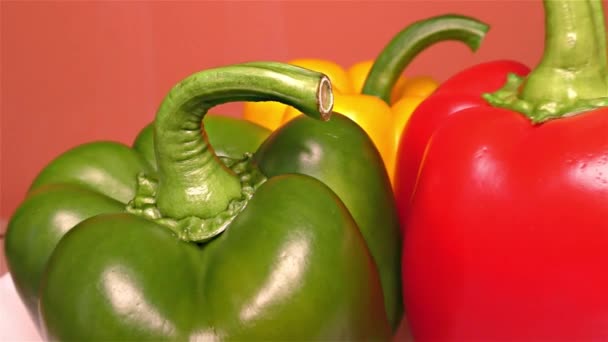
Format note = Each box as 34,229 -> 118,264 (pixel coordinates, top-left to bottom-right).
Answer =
127,154 -> 265,242
485,0 -> 608,123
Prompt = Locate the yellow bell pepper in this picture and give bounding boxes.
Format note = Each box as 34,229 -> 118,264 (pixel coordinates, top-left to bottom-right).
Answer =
241,100 -> 286,131
243,15 -> 489,185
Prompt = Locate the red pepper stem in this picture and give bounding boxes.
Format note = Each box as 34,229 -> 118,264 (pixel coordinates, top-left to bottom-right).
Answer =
153,62 -> 333,220
362,14 -> 489,104
590,0 -> 608,79
485,0 -> 608,123
521,0 -> 608,105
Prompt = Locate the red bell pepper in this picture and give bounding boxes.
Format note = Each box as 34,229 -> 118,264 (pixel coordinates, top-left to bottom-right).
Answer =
397,0 -> 608,340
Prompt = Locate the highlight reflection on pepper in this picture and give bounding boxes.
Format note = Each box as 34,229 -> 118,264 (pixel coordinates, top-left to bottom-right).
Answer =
102,265 -> 176,337
240,237 -> 310,322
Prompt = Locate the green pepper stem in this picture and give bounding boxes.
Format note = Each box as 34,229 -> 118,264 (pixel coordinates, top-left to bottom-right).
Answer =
154,62 -> 333,219
361,14 -> 489,104
520,0 -> 608,105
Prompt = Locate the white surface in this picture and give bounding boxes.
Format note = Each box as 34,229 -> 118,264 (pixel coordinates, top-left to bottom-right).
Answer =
0,273 -> 42,341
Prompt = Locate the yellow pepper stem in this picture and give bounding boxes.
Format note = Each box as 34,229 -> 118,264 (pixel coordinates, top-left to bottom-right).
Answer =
362,14 -> 489,104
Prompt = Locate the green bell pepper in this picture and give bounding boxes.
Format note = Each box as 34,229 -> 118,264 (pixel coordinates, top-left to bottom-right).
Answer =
5,61 -> 398,340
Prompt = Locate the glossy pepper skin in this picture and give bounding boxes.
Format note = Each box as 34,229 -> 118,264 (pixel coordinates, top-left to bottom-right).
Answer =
399,1 -> 608,340
279,15 -> 489,184
254,111 -> 403,330
393,60 -> 530,224
5,62 -> 393,340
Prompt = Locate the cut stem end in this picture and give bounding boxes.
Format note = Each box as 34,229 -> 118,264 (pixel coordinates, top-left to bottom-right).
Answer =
317,76 -> 334,121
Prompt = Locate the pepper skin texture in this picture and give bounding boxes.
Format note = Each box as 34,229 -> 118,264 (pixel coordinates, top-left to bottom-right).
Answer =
400,1 -> 608,340
5,62 -> 393,340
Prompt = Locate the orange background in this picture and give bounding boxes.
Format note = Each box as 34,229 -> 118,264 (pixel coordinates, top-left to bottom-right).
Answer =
1,1 -> 554,219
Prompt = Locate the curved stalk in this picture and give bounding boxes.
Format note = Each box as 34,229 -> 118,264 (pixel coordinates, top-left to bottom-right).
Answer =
153,62 -> 333,220
362,14 -> 489,104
